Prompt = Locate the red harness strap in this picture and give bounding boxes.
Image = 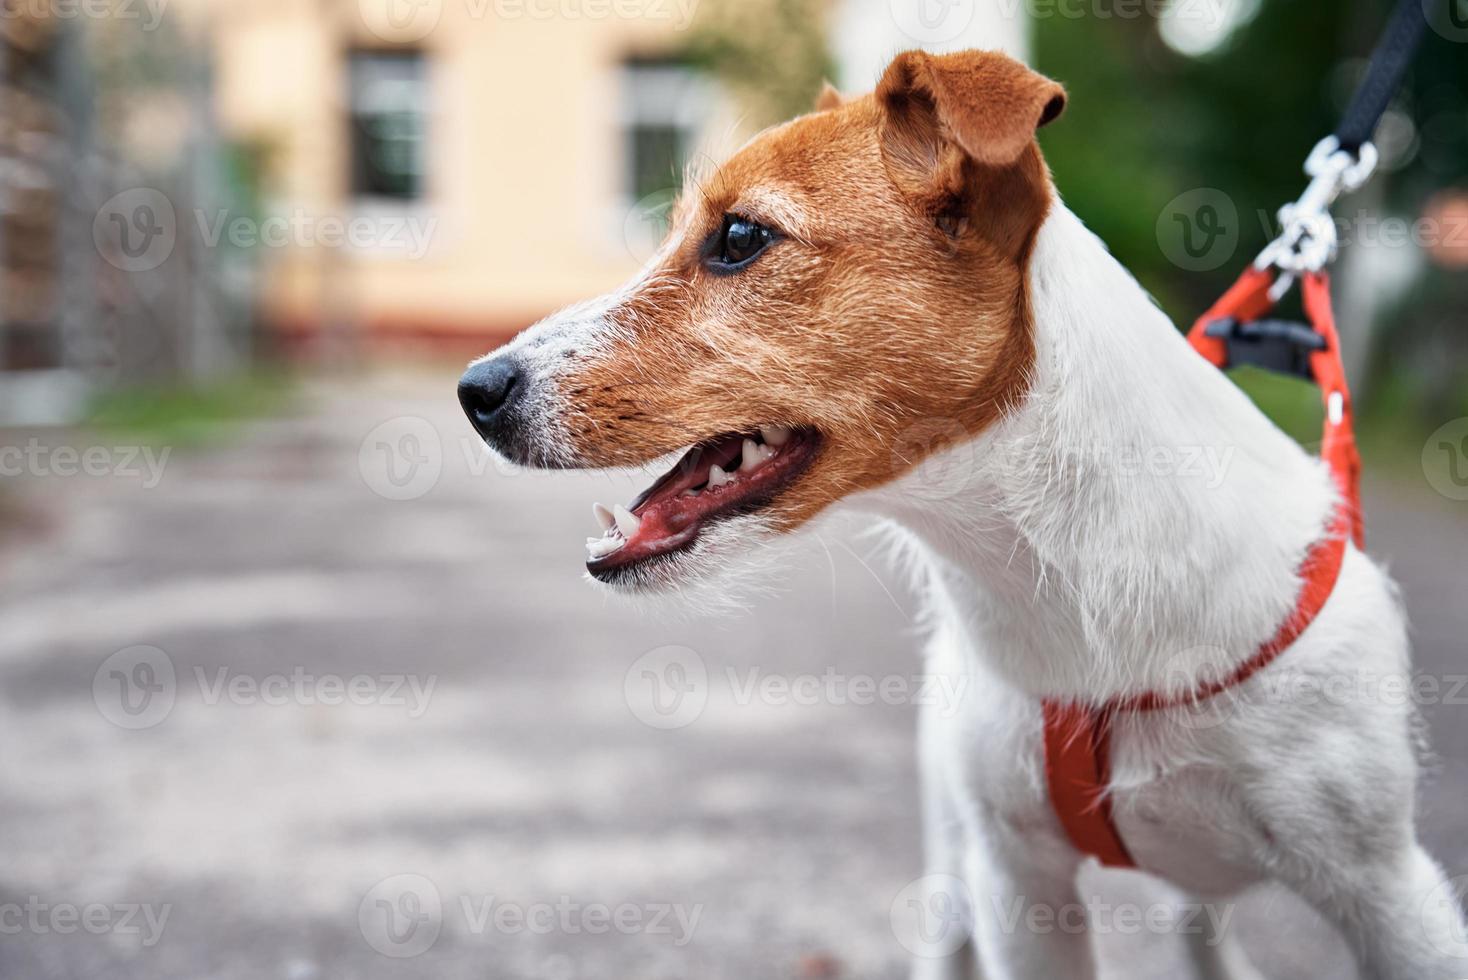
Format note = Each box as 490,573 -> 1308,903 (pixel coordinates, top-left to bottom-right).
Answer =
1042,269 -> 1362,869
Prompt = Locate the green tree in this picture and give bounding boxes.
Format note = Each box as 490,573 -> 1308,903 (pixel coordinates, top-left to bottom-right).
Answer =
1034,0 -> 1468,428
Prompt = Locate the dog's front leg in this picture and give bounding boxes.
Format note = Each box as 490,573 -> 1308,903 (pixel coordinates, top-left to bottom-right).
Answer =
911,694 -> 982,980
966,840 -> 1096,980
911,636 -> 1092,978
1287,840 -> 1468,980
1180,895 -> 1265,980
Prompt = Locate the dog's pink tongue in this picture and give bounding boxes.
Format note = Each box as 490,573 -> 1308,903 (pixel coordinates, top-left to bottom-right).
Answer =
633,474 -> 744,539
587,427 -> 800,569
587,456 -> 746,564
589,499 -> 700,566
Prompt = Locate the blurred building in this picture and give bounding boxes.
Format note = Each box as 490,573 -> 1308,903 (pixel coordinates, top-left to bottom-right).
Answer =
1,0 -> 1032,410
176,0 -> 1026,360
184,0 -> 740,360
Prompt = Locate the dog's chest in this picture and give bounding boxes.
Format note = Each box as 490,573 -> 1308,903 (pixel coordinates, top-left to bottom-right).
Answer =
930,637 -> 1266,891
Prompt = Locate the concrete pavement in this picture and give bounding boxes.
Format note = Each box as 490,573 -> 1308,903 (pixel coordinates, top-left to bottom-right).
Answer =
0,371 -> 1464,979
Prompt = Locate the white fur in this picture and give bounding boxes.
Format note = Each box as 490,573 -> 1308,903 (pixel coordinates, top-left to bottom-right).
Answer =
468,218 -> 696,467
585,511 -> 790,613
849,203 -> 1466,979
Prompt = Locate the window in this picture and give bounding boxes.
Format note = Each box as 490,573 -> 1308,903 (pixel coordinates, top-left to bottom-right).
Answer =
619,59 -> 711,203
348,51 -> 428,202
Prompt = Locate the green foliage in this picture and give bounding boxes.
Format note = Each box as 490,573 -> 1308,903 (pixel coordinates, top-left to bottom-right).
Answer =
1230,366 -> 1324,445
686,0 -> 836,127
1033,0 -> 1468,435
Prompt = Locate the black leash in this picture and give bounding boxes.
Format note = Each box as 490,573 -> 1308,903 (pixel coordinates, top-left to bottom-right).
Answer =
1253,0 -> 1435,299
1206,0 -> 1438,407
1334,0 -> 1431,155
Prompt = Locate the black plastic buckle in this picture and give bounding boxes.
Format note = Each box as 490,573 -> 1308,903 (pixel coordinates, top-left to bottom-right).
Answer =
1203,317 -> 1326,382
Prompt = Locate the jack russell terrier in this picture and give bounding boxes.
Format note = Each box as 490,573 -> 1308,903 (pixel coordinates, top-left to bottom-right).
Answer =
458,49 -> 1466,980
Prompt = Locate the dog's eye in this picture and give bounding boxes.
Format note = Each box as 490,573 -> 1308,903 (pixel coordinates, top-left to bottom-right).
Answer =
708,216 -> 774,272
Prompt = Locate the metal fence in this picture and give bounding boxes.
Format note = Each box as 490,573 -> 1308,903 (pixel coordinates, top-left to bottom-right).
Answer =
0,7 -> 254,425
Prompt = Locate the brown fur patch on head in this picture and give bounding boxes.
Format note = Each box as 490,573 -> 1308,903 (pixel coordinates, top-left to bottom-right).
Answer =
556,50 -> 1066,534
877,49 -> 1065,171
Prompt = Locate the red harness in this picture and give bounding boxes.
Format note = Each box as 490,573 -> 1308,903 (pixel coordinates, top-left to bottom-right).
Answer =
1041,268 -> 1365,868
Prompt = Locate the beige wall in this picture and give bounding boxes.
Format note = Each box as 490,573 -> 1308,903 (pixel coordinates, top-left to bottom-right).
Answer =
183,0 -> 731,347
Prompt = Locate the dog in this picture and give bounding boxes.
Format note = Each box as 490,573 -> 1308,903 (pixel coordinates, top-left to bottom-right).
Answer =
458,49 -> 1467,979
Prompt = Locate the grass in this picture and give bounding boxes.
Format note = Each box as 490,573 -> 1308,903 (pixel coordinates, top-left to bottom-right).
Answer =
84,372 -> 298,449
1231,366 -> 1450,484
1231,367 -> 1325,447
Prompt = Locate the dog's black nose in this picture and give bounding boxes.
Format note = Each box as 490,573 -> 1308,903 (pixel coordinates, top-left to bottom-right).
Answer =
458,357 -> 520,440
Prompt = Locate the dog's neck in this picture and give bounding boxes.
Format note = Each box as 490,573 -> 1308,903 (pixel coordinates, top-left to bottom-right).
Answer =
859,202 -> 1338,701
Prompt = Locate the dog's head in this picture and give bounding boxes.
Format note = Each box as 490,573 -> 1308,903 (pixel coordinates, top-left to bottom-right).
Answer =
459,50 -> 1065,592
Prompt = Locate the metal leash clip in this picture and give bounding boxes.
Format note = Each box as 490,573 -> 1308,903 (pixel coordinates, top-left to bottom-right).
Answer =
1254,136 -> 1379,301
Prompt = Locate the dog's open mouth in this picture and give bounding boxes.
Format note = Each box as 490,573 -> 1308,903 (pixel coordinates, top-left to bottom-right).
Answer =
585,425 -> 820,580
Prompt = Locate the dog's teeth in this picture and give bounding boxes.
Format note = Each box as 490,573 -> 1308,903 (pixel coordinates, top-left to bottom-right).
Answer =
586,535 -> 622,559
740,439 -> 768,472
592,503 -> 615,532
613,504 -> 641,538
760,425 -> 790,447
707,464 -> 732,488
682,489 -> 699,497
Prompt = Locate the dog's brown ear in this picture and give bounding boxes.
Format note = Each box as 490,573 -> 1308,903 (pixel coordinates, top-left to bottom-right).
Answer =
814,80 -> 844,112
877,49 -> 1065,191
